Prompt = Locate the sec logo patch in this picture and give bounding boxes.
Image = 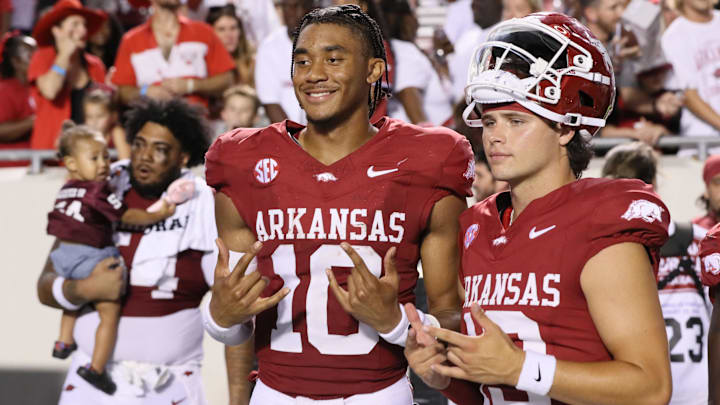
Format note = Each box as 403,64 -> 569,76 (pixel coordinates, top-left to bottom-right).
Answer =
255,158 -> 279,184
464,224 -> 479,249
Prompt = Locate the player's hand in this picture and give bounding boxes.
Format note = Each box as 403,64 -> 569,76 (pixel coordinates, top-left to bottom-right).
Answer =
154,198 -> 176,219
426,303 -> 525,386
404,302 -> 450,390
209,238 -> 289,328
77,256 -> 126,302
326,243 -> 401,334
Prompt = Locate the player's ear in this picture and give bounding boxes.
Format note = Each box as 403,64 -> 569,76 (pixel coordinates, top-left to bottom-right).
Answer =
557,124 -> 576,147
367,57 -> 385,85
180,152 -> 190,168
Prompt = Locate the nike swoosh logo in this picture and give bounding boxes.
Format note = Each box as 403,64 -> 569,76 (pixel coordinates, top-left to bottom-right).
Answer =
534,365 -> 541,382
529,225 -> 556,239
367,166 -> 399,178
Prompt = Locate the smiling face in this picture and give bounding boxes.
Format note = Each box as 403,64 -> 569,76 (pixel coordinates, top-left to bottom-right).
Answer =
481,108 -> 572,185
292,23 -> 384,126
129,122 -> 188,198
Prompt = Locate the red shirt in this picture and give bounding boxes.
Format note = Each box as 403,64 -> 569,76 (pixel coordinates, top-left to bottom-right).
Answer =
112,16 -> 235,108
28,47 -> 106,150
0,0 -> 12,12
0,77 -> 34,149
205,118 -> 474,399
447,179 -> 669,404
47,180 -> 127,248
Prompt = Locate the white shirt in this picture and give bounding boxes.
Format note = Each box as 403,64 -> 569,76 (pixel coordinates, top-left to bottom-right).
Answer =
443,0 -> 475,44
388,39 -> 454,125
448,24 -> 488,103
662,11 -> 720,139
254,26 -> 306,124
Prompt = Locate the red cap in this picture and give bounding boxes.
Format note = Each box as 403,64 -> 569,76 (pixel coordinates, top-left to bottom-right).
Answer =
703,154 -> 720,184
31,0 -> 107,47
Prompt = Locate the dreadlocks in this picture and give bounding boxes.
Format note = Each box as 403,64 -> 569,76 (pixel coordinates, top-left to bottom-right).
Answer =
290,4 -> 389,118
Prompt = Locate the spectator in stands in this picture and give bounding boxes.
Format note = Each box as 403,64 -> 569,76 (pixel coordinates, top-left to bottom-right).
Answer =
206,4 -> 255,87
580,0 -> 677,145
502,0 -> 541,20
447,0 -> 503,102
86,12 -> 124,73
255,0 -> 317,123
0,31 -> 36,154
696,155 -> 720,229
229,0 -> 281,47
113,0 -> 235,109
661,0 -> 720,156
214,84 -> 260,137
381,0 -> 454,126
28,0 -> 107,150
601,141 -> 711,405
0,0 -> 11,36
443,0 -> 474,45
83,87 -> 131,160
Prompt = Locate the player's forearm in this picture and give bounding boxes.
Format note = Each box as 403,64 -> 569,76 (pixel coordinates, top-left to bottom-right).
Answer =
37,239 -> 87,309
431,308 -> 461,331
548,359 -> 671,405
194,71 -> 233,97
225,339 -> 255,405
709,289 -> 720,405
685,89 -> 720,131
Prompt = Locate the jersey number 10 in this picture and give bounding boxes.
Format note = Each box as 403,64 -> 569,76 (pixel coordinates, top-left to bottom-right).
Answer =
269,244 -> 382,355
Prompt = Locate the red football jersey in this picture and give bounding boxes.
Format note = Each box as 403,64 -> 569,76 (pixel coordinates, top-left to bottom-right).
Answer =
205,118 -> 474,399
452,178 -> 669,404
699,222 -> 720,293
47,179 -> 127,248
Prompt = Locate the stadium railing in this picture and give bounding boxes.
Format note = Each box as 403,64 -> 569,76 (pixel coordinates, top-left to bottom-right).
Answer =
1,136 -> 720,174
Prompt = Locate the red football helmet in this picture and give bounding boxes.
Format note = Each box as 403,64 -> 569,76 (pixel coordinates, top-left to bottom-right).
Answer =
463,12 -> 616,137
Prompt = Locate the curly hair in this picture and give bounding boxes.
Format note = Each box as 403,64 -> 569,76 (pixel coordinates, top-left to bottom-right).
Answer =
123,98 -> 210,167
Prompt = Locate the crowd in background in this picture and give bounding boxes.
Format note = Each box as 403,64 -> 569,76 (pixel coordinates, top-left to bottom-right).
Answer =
2,0 -> 720,167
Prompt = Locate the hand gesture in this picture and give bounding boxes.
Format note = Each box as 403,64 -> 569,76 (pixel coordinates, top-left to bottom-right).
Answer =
51,25 -> 80,59
209,238 -> 289,328
654,91 -> 683,118
326,243 -> 401,333
404,302 -> 450,390
426,303 -> 525,386
80,256 -> 126,302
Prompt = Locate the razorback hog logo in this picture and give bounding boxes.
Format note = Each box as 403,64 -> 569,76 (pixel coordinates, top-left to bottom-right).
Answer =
704,253 -> 720,275
314,172 -> 337,182
621,200 -> 664,223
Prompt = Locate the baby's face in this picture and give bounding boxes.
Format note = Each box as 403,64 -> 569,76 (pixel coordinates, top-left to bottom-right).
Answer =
84,102 -> 114,134
71,138 -> 110,181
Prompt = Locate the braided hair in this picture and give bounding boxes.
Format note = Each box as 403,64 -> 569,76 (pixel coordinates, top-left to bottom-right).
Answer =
290,4 -> 390,118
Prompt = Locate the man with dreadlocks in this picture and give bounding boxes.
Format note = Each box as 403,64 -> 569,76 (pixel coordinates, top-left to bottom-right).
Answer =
202,4 -> 474,403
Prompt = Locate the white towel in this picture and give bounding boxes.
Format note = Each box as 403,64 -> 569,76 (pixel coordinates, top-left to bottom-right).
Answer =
110,161 -> 217,288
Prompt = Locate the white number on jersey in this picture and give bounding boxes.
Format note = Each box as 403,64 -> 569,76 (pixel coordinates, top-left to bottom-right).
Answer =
107,193 -> 123,210
270,244 -> 382,355
464,310 -> 551,404
55,200 -> 85,222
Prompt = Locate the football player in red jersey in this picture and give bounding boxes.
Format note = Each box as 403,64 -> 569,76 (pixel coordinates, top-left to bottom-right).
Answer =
698,227 -> 720,404
404,12 -> 673,405
202,4 -> 474,403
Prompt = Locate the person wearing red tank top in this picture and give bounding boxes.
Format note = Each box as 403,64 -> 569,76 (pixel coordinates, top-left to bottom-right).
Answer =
404,13 -> 673,405
203,5 -> 474,404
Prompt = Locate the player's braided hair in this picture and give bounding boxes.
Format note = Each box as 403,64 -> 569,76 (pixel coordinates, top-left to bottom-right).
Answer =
290,4 -> 389,118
